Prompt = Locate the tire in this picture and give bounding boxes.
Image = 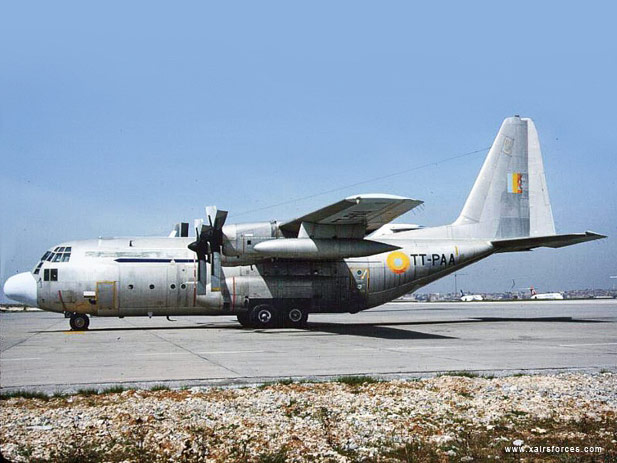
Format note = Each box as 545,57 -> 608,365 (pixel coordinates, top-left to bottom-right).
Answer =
236,312 -> 253,328
70,313 -> 90,331
250,304 -> 280,329
284,307 -> 308,328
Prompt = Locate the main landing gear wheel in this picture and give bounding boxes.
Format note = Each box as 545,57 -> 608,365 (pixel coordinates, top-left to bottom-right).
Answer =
284,307 -> 308,328
236,312 -> 253,328
69,313 -> 90,331
250,304 -> 279,329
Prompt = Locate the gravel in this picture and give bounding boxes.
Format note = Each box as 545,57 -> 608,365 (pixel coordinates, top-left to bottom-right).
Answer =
1,372 -> 616,462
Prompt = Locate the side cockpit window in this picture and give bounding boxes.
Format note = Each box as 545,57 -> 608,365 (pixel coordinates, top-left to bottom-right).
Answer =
34,248 -> 71,275
43,268 -> 58,281
34,251 -> 51,274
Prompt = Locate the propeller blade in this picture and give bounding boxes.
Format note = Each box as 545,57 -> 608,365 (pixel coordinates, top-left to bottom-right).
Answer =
211,251 -> 222,292
188,208 -> 228,293
213,210 -> 228,229
205,206 -> 228,230
205,206 -> 217,227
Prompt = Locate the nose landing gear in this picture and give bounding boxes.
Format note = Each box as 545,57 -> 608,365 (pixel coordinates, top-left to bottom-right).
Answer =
69,313 -> 90,331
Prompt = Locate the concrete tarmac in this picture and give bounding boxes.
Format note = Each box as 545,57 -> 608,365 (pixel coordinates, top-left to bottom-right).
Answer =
1,300 -> 616,392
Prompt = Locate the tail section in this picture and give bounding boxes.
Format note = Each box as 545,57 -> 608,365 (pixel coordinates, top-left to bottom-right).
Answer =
453,116 -> 555,239
392,116 -> 606,249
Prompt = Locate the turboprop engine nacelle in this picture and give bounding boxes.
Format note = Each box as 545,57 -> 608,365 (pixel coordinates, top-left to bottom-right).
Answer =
221,221 -> 282,265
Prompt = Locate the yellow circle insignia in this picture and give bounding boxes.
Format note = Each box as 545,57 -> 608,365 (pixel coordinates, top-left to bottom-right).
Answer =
386,251 -> 410,275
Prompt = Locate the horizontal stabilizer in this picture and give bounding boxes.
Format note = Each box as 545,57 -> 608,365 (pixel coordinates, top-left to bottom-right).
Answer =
492,231 -> 606,253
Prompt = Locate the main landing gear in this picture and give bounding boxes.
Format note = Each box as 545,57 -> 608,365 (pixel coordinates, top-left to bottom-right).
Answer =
69,313 -> 90,331
236,305 -> 308,329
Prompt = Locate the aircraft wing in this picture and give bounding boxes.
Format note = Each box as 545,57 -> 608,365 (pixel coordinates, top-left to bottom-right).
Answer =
279,194 -> 423,237
492,231 -> 606,253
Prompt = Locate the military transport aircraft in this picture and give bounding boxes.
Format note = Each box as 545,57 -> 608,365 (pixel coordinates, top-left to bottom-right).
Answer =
3,116 -> 606,330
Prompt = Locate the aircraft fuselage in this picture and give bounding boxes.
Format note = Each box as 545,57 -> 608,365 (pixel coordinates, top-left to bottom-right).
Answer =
31,236 -> 493,318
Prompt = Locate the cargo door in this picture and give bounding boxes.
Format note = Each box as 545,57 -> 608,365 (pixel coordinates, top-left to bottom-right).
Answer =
97,281 -> 118,316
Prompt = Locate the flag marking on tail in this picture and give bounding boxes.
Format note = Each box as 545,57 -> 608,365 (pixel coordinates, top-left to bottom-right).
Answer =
507,172 -> 524,194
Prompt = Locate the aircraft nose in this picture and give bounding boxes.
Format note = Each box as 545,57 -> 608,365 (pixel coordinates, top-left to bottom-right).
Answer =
3,272 -> 38,307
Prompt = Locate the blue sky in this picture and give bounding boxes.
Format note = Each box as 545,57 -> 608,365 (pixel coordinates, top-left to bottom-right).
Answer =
1,1 -> 616,300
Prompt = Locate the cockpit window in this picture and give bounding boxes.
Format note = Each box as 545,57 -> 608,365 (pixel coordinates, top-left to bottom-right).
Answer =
38,247 -> 72,271
51,247 -> 72,262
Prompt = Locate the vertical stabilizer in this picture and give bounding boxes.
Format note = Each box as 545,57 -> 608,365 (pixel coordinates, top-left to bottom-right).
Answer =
452,116 -> 555,239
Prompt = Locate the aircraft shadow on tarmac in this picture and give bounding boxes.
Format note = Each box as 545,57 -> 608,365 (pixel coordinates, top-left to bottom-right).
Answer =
38,316 -> 605,340
304,316 -> 605,339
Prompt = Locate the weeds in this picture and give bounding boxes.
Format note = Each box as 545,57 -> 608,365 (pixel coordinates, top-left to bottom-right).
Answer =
75,388 -> 99,396
101,385 -> 126,394
436,371 -> 479,378
336,375 -> 379,386
259,378 -> 296,389
0,390 -> 49,401
150,384 -> 170,391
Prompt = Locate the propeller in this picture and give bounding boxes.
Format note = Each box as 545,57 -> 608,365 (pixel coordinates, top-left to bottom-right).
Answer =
188,206 -> 228,292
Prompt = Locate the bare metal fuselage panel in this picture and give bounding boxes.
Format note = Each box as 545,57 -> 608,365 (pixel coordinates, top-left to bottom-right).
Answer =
35,237 -> 494,317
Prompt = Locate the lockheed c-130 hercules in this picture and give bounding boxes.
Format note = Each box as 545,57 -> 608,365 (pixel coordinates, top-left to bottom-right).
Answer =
3,116 -> 606,330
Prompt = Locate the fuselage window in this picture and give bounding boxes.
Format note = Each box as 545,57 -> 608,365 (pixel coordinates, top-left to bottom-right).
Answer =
149,284 -> 155,289
43,269 -> 49,281
180,284 -> 186,289
170,284 -> 176,289
128,284 -> 134,290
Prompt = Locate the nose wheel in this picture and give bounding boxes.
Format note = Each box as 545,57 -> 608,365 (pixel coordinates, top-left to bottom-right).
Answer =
69,313 -> 90,331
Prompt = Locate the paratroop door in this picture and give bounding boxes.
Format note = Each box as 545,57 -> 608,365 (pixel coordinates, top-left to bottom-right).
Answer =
97,281 -> 118,316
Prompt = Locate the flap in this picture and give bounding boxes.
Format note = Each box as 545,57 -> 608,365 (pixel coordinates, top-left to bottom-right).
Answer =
279,194 -> 423,237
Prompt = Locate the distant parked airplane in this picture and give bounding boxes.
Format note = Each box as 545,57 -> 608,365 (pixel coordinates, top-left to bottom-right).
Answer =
530,287 -> 564,300
460,290 -> 483,302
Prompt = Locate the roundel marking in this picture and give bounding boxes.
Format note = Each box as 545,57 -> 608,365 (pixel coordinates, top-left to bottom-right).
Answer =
386,251 -> 410,275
